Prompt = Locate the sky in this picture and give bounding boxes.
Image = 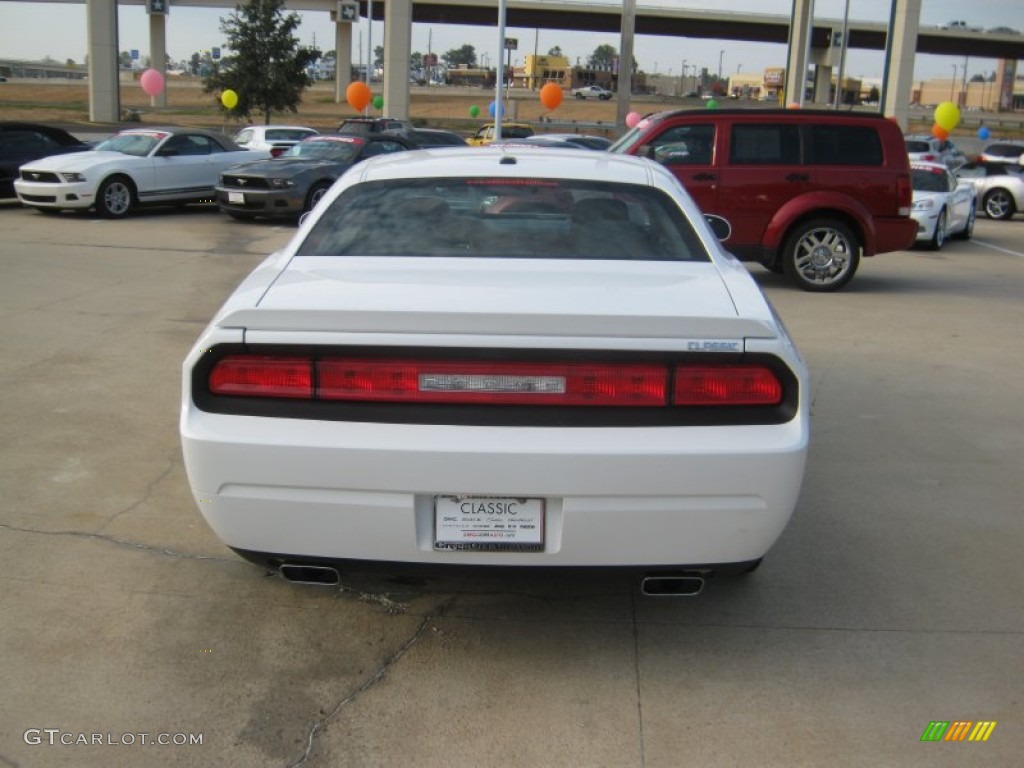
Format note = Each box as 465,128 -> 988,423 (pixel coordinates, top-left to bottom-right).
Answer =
0,0 -> 1020,82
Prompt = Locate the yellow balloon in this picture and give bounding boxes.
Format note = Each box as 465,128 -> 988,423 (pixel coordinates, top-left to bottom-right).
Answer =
934,101 -> 960,132
221,89 -> 239,110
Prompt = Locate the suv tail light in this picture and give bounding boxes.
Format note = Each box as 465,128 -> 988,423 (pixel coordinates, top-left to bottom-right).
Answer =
208,356 -> 783,408
897,173 -> 912,216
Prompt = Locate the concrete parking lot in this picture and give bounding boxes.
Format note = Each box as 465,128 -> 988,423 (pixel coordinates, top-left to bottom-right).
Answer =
0,203 -> 1021,767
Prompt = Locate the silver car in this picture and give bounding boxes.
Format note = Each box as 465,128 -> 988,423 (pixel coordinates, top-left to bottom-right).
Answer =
955,161 -> 1024,220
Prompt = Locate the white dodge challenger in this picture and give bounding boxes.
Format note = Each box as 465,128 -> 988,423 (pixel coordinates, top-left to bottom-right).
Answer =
180,147 -> 809,594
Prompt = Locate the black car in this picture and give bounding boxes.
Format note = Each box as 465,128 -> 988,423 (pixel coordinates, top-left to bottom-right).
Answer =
336,117 -> 416,139
410,128 -> 468,147
215,134 -> 417,220
0,122 -> 91,198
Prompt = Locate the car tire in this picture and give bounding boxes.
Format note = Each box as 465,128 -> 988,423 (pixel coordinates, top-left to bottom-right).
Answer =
227,212 -> 255,221
96,175 -> 135,218
952,204 -> 975,240
781,218 -> 861,292
575,92 -> 584,100
983,188 -> 1015,220
304,182 -> 331,214
927,207 -> 947,251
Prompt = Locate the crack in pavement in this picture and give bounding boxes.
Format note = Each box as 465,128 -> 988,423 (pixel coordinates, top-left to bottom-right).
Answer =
285,597 -> 453,768
96,455 -> 177,533
0,522 -> 240,564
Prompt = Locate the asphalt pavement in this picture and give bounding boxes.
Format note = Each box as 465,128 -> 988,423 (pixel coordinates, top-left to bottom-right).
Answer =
0,203 -> 1021,767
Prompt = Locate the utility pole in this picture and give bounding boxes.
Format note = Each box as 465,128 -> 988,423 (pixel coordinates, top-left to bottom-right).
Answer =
833,0 -> 850,109
364,0 -> 372,85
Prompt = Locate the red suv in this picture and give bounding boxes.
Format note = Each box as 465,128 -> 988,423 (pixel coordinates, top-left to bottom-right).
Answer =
609,109 -> 916,291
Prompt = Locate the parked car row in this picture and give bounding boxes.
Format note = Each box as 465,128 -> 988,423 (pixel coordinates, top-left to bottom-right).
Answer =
2,121 -> 612,221
6,119 -> 1020,278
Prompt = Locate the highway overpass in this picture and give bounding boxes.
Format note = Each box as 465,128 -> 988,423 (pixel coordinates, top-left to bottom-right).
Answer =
5,0 -> 1023,125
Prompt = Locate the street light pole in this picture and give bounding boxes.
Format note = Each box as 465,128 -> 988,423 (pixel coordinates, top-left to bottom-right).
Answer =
950,64 -> 956,101
680,58 -> 687,96
718,50 -> 724,81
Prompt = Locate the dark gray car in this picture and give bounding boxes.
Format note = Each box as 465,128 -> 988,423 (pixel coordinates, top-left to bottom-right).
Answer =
216,134 -> 416,220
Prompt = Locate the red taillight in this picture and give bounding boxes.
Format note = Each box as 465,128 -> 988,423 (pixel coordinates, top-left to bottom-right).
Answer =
897,173 -> 913,215
673,365 -> 782,406
269,146 -> 286,157
206,356 -> 785,408
922,153 -> 936,161
209,356 -> 312,398
319,360 -> 668,406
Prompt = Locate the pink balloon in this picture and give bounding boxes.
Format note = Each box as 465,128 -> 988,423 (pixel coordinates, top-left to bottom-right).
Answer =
140,69 -> 165,97
625,111 -> 641,128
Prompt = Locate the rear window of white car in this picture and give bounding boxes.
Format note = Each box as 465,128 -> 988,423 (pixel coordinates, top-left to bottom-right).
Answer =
296,179 -> 710,262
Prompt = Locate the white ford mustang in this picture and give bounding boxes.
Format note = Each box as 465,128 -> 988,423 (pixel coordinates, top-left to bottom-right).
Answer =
180,147 -> 809,594
15,127 -> 268,218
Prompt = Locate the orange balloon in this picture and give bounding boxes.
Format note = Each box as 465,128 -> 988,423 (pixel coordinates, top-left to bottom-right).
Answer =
346,81 -> 372,112
539,82 -> 564,110
931,123 -> 950,141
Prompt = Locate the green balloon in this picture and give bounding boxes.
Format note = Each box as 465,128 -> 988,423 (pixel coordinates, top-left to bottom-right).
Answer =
469,105 -> 480,118
706,99 -> 719,109
372,95 -> 384,110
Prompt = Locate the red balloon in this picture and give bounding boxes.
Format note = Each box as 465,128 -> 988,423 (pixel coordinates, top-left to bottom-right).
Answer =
346,81 -> 372,112
539,83 -> 563,110
931,123 -> 950,141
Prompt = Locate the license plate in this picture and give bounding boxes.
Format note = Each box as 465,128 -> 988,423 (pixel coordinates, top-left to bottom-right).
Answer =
434,496 -> 544,552
228,191 -> 245,204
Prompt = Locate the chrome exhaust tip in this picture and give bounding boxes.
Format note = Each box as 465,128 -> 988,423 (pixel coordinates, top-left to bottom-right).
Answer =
640,574 -> 705,597
279,564 -> 340,586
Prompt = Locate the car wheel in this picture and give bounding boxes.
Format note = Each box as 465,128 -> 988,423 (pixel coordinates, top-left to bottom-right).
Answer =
304,182 -> 331,214
983,188 -> 1015,220
927,207 -> 947,251
575,92 -> 584,100
953,204 -> 975,240
227,212 -> 255,221
782,219 -> 861,292
96,175 -> 135,218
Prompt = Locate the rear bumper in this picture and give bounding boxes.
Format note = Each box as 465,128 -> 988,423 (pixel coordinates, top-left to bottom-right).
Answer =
872,216 -> 918,254
181,410 -> 808,568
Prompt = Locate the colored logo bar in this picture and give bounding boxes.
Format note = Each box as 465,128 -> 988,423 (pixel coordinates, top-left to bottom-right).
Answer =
920,721 -> 997,742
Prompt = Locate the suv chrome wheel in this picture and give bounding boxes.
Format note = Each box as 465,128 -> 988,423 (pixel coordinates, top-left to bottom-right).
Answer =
783,219 -> 861,292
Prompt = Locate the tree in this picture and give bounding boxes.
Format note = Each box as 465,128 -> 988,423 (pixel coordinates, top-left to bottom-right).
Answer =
970,73 -> 986,83
442,44 -> 477,68
119,51 -> 133,69
203,0 -> 319,124
548,46 -> 563,57
374,45 -> 384,71
588,44 -> 617,70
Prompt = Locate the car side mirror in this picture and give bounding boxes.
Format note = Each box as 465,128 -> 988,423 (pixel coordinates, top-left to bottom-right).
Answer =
704,214 -> 732,242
